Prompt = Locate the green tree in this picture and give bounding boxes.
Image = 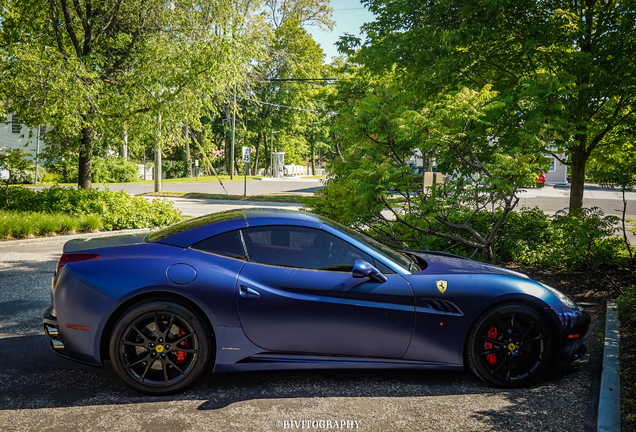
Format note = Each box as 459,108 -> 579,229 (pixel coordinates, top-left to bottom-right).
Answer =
588,140 -> 636,266
355,0 -> 636,212
265,0 -> 334,30
0,0 -> 261,188
240,17 -> 328,174
309,69 -> 542,262
0,149 -> 33,207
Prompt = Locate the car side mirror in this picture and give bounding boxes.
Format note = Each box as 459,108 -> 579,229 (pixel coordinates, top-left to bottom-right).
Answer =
352,259 -> 388,283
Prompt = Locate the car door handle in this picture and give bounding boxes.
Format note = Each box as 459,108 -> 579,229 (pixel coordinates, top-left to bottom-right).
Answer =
239,285 -> 260,298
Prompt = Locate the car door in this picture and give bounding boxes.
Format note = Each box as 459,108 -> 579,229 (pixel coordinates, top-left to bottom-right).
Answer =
235,225 -> 415,359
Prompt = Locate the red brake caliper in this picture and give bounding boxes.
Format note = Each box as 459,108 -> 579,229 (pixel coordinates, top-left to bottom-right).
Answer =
177,327 -> 188,365
484,325 -> 498,365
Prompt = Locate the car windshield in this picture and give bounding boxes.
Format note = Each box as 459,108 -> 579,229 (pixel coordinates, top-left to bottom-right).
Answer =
146,210 -> 244,243
322,219 -> 421,273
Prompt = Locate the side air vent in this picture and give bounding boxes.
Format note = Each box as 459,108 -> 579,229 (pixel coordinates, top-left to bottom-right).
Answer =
420,298 -> 463,315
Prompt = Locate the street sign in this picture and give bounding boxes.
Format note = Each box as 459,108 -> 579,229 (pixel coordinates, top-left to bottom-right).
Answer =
242,146 -> 250,164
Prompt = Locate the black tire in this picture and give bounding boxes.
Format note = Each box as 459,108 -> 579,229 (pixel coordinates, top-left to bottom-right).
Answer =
467,303 -> 552,388
109,299 -> 211,395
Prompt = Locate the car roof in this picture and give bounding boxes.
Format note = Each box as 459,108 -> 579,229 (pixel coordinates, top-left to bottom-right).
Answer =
150,208 -> 322,247
243,208 -> 321,228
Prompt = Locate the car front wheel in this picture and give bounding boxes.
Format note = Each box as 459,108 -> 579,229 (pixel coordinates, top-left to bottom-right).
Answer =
467,303 -> 552,388
109,299 -> 211,395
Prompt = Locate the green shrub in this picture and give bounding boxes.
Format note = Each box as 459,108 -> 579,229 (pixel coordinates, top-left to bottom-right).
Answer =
92,157 -> 139,183
41,172 -> 64,184
344,204 -> 623,270
0,210 -> 102,239
163,160 -> 187,179
44,156 -> 138,184
0,187 -> 183,232
44,156 -> 78,183
617,285 -> 636,334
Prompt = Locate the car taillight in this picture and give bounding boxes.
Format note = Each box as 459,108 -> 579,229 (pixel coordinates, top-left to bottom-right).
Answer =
56,253 -> 100,273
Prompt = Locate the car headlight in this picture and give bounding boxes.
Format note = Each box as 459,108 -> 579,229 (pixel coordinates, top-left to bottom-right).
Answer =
541,283 -> 578,309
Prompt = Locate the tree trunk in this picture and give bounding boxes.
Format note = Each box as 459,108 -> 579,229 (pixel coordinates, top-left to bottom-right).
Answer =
569,142 -> 587,212
78,125 -> 94,189
252,133 -> 261,175
224,137 -> 231,174
120,129 -> 128,159
311,139 -> 315,176
154,113 -> 162,192
183,120 -> 191,177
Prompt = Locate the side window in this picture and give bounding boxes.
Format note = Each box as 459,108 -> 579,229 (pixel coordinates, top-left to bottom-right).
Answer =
242,226 -> 387,272
192,230 -> 246,260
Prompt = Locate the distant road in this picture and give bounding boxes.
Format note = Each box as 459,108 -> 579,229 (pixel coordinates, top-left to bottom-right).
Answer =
36,178 -> 636,221
97,177 -> 324,196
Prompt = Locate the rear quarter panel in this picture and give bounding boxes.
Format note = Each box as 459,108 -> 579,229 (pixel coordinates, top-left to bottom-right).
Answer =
63,243 -> 246,328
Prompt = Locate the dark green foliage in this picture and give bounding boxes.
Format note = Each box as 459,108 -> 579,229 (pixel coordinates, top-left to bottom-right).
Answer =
45,156 -> 138,184
163,160 -> 188,179
92,157 -> 139,183
309,195 -> 622,270
496,207 -> 622,270
0,187 -> 182,230
359,0 -> 636,211
0,149 -> 34,206
617,285 -> 636,334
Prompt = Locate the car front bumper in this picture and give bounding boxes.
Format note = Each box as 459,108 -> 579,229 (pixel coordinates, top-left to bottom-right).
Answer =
552,305 -> 591,369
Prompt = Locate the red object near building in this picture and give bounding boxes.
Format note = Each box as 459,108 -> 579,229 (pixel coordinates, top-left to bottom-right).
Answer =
535,172 -> 546,184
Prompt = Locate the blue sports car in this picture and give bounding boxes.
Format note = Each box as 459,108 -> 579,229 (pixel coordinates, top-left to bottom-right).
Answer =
43,208 -> 590,395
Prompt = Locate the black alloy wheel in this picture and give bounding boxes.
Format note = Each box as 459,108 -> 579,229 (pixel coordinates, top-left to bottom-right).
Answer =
467,303 -> 552,388
109,300 -> 211,395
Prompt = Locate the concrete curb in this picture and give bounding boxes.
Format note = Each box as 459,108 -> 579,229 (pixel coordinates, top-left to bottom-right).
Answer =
597,301 -> 621,432
0,228 -> 153,248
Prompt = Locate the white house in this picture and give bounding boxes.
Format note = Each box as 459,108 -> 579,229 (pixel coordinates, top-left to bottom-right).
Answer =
544,155 -> 568,184
0,114 -> 44,159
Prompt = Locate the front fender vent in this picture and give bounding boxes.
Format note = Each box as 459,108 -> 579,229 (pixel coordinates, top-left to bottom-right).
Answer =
420,298 -> 463,315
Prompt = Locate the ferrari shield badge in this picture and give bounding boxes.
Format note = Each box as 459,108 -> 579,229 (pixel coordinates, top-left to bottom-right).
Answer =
436,280 -> 448,294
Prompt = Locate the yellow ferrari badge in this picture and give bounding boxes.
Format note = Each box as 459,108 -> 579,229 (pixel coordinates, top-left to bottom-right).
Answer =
436,280 -> 448,294
155,345 -> 164,353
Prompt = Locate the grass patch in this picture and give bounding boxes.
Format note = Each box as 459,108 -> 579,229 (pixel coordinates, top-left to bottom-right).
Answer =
143,191 -> 316,204
0,211 -> 102,240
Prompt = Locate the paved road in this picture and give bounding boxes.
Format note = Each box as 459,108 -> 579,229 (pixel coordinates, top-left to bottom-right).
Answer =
99,179 -> 636,219
0,236 -> 603,432
96,178 -> 324,196
38,178 -> 636,220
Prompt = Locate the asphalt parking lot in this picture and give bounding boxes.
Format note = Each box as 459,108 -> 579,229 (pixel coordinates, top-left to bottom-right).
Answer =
0,235 -> 603,432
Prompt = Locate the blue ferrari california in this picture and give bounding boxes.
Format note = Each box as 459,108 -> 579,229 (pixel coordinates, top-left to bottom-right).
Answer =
43,208 -> 589,395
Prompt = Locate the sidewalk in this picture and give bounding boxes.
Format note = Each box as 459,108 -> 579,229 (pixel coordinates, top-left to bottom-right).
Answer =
518,183 -> 636,201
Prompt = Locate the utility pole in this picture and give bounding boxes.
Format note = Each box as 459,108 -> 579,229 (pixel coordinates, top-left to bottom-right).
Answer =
231,84 -> 236,180
34,125 -> 40,185
183,119 -> 191,176
154,113 -> 162,192
270,130 -> 280,178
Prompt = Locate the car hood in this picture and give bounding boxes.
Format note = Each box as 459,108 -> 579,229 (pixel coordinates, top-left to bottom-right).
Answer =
63,233 -> 149,253
409,252 -> 529,279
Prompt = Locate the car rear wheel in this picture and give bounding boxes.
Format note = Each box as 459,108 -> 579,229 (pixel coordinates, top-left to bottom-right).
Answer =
467,303 -> 552,388
109,300 -> 211,395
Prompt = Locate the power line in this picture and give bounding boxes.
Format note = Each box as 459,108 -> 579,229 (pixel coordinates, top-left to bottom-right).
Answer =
247,98 -> 317,113
257,78 -> 338,83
